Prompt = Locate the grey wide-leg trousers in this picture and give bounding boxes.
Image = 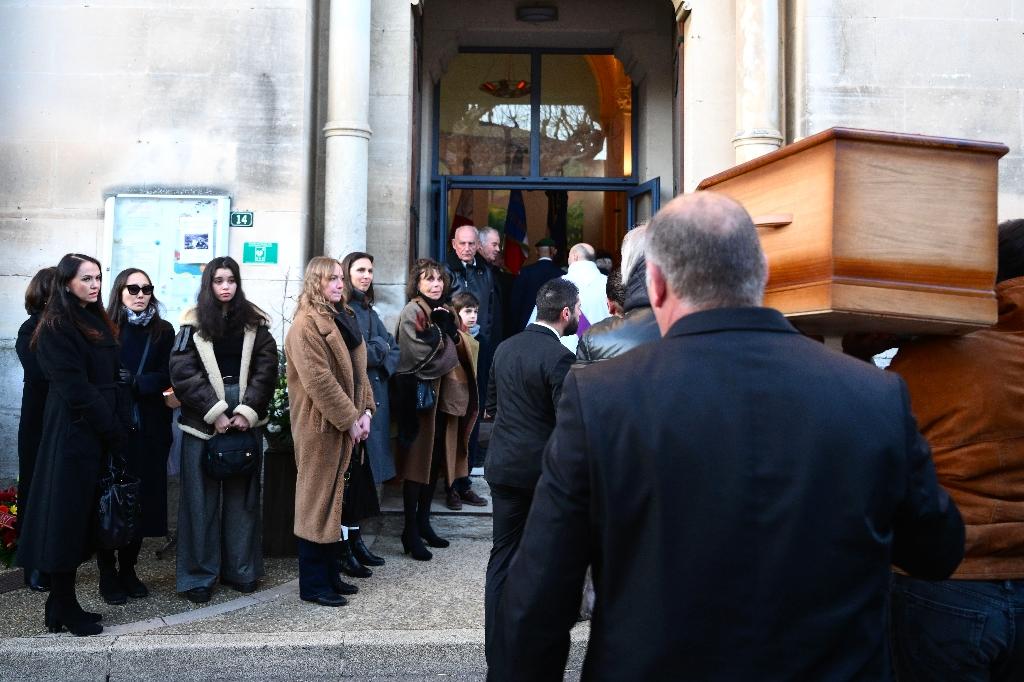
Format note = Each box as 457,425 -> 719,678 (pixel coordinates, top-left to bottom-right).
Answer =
176,384 -> 264,592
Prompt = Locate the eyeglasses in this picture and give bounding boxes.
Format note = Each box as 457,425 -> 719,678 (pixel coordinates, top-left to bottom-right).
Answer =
126,284 -> 154,295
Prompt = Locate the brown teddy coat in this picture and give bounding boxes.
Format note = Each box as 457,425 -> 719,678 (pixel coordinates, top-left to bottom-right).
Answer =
286,305 -> 375,544
395,297 -> 479,485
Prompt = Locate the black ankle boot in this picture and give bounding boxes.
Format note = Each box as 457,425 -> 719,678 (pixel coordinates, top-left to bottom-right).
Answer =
97,551 -> 127,605
337,539 -> 372,578
349,529 -> 385,566
117,540 -> 148,598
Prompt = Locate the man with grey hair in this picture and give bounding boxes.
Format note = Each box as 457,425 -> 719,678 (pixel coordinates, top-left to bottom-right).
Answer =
576,224 -> 660,363
491,192 -> 964,681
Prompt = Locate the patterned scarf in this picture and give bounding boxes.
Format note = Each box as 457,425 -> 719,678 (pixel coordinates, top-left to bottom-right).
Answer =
125,304 -> 156,327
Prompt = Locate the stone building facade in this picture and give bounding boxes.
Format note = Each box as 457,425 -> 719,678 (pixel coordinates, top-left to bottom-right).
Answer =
0,0 -> 1022,479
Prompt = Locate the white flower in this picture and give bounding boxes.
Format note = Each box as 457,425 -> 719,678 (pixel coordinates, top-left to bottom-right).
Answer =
267,424 -> 281,433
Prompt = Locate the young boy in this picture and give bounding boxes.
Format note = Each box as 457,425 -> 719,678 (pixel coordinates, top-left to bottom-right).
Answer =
452,291 -> 481,339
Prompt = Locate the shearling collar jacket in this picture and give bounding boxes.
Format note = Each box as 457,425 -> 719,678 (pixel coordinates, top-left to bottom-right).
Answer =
169,306 -> 278,440
889,277 -> 1024,579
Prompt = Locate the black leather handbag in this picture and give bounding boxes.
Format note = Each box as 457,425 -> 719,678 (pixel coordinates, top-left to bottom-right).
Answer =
203,428 -> 261,480
415,378 -> 436,411
96,453 -> 141,550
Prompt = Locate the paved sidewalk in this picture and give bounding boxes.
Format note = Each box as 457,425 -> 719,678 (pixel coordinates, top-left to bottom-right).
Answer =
0,487 -> 589,680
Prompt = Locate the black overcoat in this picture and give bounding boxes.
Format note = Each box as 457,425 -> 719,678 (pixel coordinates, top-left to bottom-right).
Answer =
16,314 -> 48,546
119,320 -> 174,537
16,306 -> 126,572
493,307 -> 966,682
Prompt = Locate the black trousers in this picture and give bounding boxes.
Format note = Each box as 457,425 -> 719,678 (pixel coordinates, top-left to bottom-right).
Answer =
484,482 -> 534,666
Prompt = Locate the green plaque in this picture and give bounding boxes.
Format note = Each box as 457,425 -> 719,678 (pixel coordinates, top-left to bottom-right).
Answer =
230,211 -> 254,227
243,242 -> 278,264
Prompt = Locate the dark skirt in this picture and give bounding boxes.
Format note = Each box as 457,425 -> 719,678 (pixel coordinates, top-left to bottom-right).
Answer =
342,443 -> 380,525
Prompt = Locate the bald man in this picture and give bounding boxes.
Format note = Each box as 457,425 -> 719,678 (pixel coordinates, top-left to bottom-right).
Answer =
528,242 -> 608,353
491,192 -> 964,681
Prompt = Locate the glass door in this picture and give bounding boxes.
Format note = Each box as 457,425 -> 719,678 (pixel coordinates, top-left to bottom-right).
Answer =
626,177 -> 660,228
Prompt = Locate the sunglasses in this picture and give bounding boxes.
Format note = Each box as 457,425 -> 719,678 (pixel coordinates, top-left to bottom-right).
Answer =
125,284 -> 154,295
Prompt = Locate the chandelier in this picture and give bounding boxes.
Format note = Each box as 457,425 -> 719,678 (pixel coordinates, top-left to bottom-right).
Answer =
479,55 -> 531,99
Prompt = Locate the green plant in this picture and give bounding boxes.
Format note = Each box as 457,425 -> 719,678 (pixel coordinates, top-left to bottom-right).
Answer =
265,351 -> 292,450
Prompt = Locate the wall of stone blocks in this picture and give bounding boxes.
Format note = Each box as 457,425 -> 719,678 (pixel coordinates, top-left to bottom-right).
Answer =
0,1 -> 318,480
789,0 -> 1024,220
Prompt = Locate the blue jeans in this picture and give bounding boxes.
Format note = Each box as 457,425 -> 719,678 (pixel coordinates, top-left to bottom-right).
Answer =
891,573 -> 1024,681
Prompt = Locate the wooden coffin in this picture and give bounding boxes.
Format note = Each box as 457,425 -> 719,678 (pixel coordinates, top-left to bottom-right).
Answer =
697,127 -> 1009,335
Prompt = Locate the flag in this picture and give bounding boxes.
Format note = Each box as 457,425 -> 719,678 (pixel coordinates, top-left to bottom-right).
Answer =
503,189 -> 528,274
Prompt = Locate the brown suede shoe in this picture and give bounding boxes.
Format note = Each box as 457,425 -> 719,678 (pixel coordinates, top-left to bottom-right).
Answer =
460,489 -> 488,507
445,488 -> 463,511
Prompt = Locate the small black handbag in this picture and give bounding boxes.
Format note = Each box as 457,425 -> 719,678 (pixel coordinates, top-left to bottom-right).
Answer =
203,428 -> 261,480
96,453 -> 141,550
415,378 -> 436,411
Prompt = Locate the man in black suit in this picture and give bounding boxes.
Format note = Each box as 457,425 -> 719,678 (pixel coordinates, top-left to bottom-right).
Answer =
509,238 -> 563,332
490,192 -> 965,681
484,278 -> 579,667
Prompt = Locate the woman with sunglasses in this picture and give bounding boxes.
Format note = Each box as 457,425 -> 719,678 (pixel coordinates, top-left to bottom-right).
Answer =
95,269 -> 175,604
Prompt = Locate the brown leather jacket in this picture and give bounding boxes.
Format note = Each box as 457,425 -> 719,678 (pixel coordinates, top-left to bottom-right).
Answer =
889,277 -> 1024,579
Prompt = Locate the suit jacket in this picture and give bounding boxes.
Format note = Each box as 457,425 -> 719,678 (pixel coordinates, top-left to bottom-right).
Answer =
484,324 -> 575,490
493,307 -> 965,682
510,259 -> 563,333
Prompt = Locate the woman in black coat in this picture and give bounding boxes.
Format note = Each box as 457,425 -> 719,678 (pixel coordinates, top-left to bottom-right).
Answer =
339,251 -> 399,571
16,266 -> 56,592
16,253 -> 127,637
95,268 -> 175,604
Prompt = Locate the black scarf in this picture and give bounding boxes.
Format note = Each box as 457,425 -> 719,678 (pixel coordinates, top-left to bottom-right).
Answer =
333,306 -> 364,351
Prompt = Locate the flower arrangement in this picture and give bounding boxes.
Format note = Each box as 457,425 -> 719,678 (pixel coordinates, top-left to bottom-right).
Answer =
265,351 -> 293,451
0,485 -> 18,568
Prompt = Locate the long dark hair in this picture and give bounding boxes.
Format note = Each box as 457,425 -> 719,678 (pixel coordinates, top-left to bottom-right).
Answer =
32,253 -> 117,348
106,267 -> 167,341
196,256 -> 264,340
24,266 -> 57,315
341,251 -> 375,306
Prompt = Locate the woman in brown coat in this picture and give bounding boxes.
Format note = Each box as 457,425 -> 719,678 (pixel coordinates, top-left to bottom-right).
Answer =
286,256 -> 375,606
395,258 -> 478,560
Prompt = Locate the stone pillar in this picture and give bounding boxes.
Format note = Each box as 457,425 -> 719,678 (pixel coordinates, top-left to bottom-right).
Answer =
323,0 -> 372,258
733,0 -> 783,164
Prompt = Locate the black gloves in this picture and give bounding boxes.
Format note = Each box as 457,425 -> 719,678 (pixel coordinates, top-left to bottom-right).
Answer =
430,308 -> 460,342
118,368 -> 136,392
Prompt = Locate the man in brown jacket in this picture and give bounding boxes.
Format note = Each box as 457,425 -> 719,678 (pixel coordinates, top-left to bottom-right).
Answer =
888,218 -> 1024,681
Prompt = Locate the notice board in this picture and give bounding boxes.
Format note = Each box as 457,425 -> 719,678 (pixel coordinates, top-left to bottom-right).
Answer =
102,194 -> 231,327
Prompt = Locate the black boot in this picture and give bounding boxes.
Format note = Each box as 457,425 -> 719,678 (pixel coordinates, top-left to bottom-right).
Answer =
349,528 -> 385,567
46,571 -> 103,636
97,549 -> 128,605
117,539 -> 149,599
328,544 -> 360,595
401,480 -> 432,561
418,479 -> 449,549
337,537 -> 372,578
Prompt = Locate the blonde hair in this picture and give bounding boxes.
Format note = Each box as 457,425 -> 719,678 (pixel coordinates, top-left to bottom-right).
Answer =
298,256 -> 342,316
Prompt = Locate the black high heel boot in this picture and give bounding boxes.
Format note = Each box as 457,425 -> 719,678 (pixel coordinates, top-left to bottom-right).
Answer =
46,572 -> 103,636
401,481 -> 432,561
417,479 -> 449,549
117,539 -> 149,599
97,550 -> 127,605
349,528 -> 385,566
337,538 -> 372,578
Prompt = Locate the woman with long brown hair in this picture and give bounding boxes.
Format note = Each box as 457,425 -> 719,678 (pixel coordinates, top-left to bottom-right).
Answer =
16,266 -> 56,592
17,254 -> 125,636
394,258 -> 478,560
169,256 -> 277,604
286,256 -> 375,606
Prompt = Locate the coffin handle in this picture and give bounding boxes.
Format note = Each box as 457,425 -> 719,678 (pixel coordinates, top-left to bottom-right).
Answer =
753,213 -> 793,229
